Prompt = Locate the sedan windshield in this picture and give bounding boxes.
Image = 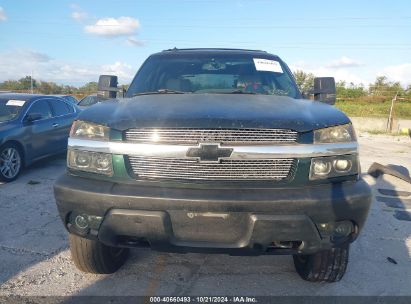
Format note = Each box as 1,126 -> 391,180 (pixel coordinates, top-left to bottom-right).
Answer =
0,99 -> 24,123
127,54 -> 300,98
78,95 -> 98,107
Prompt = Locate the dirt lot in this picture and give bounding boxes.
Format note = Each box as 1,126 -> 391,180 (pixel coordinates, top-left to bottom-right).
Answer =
0,133 -> 410,296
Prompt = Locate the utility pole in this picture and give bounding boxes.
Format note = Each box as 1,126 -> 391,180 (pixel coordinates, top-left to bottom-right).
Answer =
387,92 -> 398,133
30,70 -> 33,94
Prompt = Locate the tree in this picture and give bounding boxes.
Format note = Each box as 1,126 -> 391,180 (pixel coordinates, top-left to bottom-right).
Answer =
369,76 -> 404,97
78,82 -> 98,95
293,70 -> 315,93
336,81 -> 367,99
0,77 -> 37,91
0,80 -> 21,90
19,76 -> 37,91
37,81 -> 63,94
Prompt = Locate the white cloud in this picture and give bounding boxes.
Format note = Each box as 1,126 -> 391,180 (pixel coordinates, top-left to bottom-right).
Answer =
101,62 -> 134,79
70,4 -> 88,22
85,17 -> 140,37
380,63 -> 411,87
0,49 -> 135,85
0,7 -> 7,21
70,7 -> 143,45
314,67 -> 368,85
127,36 -> 144,47
19,49 -> 51,62
326,56 -> 363,69
71,11 -> 88,22
291,57 -> 369,85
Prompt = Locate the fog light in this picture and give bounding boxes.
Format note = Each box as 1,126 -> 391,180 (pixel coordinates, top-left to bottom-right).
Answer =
333,221 -> 353,237
333,159 -> 352,172
94,155 -> 111,171
312,160 -> 332,176
75,152 -> 91,168
75,215 -> 89,229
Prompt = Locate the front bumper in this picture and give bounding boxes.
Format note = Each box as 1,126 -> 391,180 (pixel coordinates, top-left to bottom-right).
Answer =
54,174 -> 372,255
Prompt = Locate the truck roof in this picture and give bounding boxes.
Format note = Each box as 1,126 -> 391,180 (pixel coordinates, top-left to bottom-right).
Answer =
156,48 -> 274,57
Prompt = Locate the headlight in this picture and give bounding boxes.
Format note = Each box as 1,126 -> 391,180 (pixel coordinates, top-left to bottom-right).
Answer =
310,154 -> 358,180
314,124 -> 356,143
67,149 -> 113,176
70,120 -> 110,141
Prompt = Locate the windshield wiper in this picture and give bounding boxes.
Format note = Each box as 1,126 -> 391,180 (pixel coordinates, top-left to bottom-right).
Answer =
226,90 -> 257,95
131,89 -> 186,97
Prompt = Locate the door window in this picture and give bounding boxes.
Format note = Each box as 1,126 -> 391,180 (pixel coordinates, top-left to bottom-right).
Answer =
27,100 -> 53,120
50,99 -> 72,116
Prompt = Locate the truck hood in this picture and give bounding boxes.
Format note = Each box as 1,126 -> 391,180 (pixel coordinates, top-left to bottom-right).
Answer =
78,94 -> 350,133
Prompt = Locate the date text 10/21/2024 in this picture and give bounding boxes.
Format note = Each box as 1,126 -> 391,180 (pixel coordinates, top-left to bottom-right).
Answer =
149,297 -> 258,303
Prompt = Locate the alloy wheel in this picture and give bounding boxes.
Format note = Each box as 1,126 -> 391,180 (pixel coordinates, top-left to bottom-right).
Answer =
0,147 -> 21,179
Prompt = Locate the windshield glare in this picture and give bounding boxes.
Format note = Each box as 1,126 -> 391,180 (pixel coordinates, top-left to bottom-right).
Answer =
127,55 -> 300,98
0,100 -> 23,123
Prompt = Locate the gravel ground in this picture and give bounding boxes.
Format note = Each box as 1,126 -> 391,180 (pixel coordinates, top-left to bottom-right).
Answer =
0,133 -> 410,296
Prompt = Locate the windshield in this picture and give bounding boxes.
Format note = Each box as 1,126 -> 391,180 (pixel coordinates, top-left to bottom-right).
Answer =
0,98 -> 25,123
78,96 -> 98,107
126,54 -> 300,98
62,96 -> 78,105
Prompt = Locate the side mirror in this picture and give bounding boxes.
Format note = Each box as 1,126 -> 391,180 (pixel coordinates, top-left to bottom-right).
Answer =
97,75 -> 119,99
25,113 -> 42,122
313,77 -> 336,105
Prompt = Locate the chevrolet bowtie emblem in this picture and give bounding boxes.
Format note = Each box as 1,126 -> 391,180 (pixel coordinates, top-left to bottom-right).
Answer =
186,144 -> 233,162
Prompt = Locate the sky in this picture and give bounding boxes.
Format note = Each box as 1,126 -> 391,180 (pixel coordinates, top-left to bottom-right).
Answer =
0,0 -> 410,87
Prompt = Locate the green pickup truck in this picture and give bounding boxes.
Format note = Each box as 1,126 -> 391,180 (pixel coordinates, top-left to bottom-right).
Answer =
54,48 -> 371,282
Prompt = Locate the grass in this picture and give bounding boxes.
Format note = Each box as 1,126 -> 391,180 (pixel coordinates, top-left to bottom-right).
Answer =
335,100 -> 411,119
365,130 -> 409,136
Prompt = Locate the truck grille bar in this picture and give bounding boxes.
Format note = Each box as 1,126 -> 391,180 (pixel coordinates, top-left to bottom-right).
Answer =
128,156 -> 296,181
125,128 -> 298,145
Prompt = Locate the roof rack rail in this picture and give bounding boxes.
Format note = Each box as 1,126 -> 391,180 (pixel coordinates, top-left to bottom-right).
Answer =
162,47 -> 267,53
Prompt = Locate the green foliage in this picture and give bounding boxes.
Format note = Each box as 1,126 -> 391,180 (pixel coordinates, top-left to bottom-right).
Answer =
78,82 -> 98,94
293,70 -> 315,93
336,81 -> 367,98
369,76 -> 405,97
336,100 -> 411,119
0,78 -> 101,97
0,76 -> 37,91
37,81 -> 63,95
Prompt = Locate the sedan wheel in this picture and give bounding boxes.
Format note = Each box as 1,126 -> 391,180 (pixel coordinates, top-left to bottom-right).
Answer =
0,144 -> 22,182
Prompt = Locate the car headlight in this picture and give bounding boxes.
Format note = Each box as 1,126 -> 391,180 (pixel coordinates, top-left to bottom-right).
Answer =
314,124 -> 356,143
70,120 -> 110,141
310,154 -> 358,180
67,149 -> 113,176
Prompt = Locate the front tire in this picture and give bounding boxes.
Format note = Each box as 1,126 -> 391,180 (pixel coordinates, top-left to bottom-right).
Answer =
293,244 -> 349,282
69,234 -> 129,274
0,143 -> 23,182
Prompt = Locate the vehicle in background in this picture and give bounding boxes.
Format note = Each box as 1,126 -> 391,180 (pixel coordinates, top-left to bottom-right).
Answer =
53,95 -> 79,106
77,94 -> 106,109
0,93 -> 80,182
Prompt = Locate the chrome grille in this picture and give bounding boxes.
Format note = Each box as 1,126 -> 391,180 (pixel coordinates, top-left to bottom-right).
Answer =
125,128 -> 298,145
128,156 -> 296,181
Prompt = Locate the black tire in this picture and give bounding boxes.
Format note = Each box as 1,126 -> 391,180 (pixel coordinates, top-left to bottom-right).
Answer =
69,234 -> 129,274
293,244 -> 349,282
0,142 -> 23,182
